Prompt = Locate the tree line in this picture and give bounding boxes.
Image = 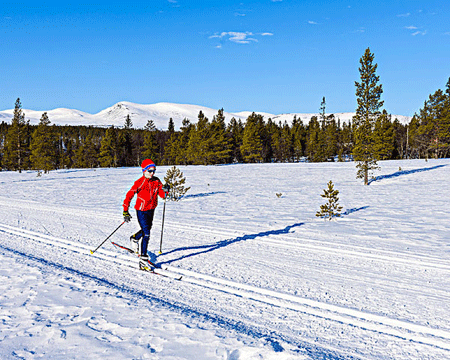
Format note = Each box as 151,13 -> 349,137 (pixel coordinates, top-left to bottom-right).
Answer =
1,51 -> 449,174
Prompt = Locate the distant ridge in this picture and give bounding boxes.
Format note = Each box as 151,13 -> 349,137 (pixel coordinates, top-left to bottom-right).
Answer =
0,101 -> 412,130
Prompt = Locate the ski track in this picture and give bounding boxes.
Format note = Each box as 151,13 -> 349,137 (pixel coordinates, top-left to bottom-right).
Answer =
1,196 -> 447,271
1,222 -> 450,354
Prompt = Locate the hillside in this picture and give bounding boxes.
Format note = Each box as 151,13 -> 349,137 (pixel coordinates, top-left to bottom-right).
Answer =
0,101 -> 412,130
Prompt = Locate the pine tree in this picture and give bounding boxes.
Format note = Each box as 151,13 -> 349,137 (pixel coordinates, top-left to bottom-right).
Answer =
323,115 -> 338,161
316,180 -> 343,220
187,111 -> 210,165
240,113 -> 263,163
168,118 -> 175,134
353,48 -> 384,185
176,118 -> 193,165
99,126 -> 119,167
123,115 -> 134,166
373,111 -> 394,160
163,165 -> 191,201
306,116 -> 321,162
163,132 -> 180,165
30,112 -> 58,173
207,109 -> 232,164
142,120 -> 159,163
83,134 -> 99,168
414,84 -> 450,159
227,117 -> 244,163
291,116 -> 306,161
3,98 -> 29,172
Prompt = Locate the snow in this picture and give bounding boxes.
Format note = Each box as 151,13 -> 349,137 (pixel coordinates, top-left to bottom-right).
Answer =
0,101 -> 412,130
0,159 -> 449,359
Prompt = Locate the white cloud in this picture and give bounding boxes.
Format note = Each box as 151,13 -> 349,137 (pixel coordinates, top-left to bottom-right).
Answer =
308,21 -> 318,25
412,30 -> 427,36
405,26 -> 418,30
209,31 -> 273,45
397,12 -> 411,17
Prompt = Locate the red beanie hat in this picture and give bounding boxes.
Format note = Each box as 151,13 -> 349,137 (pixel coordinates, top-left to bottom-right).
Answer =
141,159 -> 156,172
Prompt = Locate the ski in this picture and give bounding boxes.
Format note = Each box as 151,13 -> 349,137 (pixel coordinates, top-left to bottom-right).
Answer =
111,241 -> 182,280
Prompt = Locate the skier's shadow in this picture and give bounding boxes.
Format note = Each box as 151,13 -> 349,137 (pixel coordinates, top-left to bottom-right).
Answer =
155,223 -> 304,266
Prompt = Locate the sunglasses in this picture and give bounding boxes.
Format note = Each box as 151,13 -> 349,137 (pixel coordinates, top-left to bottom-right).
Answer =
146,169 -> 155,173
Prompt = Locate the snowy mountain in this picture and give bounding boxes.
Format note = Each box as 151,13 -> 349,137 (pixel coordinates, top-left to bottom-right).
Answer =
0,101 -> 412,130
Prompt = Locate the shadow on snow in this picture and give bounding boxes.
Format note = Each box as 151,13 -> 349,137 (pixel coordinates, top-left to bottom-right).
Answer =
368,164 -> 447,185
342,206 -> 369,216
157,223 -> 305,266
182,191 -> 227,199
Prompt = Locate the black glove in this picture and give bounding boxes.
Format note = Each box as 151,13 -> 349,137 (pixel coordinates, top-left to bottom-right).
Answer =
123,210 -> 131,222
162,184 -> 170,193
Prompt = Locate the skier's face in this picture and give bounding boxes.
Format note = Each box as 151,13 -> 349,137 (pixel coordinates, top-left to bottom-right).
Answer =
144,169 -> 155,179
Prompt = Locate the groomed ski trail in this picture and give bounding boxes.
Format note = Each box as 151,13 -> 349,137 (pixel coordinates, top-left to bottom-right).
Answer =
1,222 -> 450,352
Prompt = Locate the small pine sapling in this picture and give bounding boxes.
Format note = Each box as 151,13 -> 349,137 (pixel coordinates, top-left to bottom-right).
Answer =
316,180 -> 343,220
163,166 -> 191,201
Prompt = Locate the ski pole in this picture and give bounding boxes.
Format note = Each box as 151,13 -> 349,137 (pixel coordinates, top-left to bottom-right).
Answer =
159,197 -> 166,254
90,221 -> 126,254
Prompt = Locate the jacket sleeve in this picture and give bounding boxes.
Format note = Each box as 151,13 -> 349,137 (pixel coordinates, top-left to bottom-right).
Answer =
123,179 -> 141,211
157,179 -> 166,199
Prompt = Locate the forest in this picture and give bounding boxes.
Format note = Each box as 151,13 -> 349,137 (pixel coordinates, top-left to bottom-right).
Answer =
1,50 -> 449,174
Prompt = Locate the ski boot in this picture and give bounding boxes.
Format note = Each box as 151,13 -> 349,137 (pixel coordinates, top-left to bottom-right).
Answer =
130,234 -> 140,254
139,254 -> 152,271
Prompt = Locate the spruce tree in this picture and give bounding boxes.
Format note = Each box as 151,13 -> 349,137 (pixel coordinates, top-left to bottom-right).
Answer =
30,112 -> 58,173
353,48 -> 384,185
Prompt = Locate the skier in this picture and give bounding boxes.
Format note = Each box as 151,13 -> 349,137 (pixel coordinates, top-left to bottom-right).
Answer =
122,159 -> 169,264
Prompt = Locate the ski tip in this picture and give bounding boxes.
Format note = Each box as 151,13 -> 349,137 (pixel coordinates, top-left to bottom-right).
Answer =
90,250 -> 94,254
158,251 -> 162,255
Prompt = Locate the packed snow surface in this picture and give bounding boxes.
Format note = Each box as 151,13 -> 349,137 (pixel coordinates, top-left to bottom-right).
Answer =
0,159 -> 449,359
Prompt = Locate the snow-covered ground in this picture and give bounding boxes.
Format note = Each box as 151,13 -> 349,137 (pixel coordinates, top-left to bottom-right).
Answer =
0,159 -> 449,359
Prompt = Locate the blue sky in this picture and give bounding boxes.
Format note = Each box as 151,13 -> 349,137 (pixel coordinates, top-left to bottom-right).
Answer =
1,0 -> 449,116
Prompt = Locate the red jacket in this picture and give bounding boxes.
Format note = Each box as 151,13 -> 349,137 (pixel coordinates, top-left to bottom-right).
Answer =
123,176 -> 165,212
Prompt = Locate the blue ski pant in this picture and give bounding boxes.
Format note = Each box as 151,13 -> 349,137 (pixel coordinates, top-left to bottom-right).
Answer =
134,209 -> 155,255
